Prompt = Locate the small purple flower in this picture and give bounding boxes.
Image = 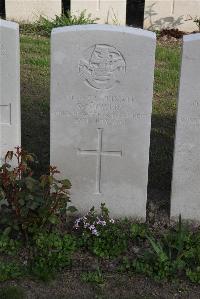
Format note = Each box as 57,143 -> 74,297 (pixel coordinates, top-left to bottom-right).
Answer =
84,223 -> 90,228
109,219 -> 115,224
92,228 -> 99,236
89,224 -> 96,231
97,219 -> 106,226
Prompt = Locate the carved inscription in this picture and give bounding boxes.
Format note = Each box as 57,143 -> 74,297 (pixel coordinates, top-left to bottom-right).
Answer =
77,128 -> 122,194
0,43 -> 6,56
180,116 -> 200,127
179,100 -> 200,127
192,100 -> 200,107
52,94 -> 150,127
79,44 -> 126,90
0,104 -> 11,125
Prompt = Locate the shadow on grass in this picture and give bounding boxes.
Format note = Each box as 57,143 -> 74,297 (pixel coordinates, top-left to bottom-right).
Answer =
21,85 -> 50,177
147,113 -> 176,219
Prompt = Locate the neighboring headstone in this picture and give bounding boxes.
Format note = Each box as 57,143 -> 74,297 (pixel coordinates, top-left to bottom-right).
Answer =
6,0 -> 62,23
71,0 -> 127,25
171,34 -> 200,221
51,25 -> 156,218
171,34 -> 200,220
0,19 -> 20,162
144,0 -> 200,32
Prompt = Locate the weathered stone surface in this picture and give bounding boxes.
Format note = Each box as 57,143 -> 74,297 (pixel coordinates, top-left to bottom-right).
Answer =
51,25 -> 156,218
6,0 -> 62,22
144,0 -> 200,32
0,19 -> 20,162
171,34 -> 200,221
71,0 -> 126,25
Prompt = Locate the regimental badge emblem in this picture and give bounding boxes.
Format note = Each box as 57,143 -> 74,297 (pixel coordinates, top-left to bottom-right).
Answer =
79,44 -> 126,90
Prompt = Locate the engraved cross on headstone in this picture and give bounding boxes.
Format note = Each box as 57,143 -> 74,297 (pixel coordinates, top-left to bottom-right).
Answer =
77,128 -> 122,195
0,43 -> 6,56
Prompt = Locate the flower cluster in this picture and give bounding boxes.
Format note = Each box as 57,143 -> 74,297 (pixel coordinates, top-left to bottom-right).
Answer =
74,204 -> 115,236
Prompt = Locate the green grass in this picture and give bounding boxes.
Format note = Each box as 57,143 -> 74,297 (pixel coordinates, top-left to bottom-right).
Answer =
21,35 -> 50,176
20,34 -> 181,195
149,43 -> 180,195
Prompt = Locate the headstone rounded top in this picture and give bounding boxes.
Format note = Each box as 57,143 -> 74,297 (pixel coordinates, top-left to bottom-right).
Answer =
183,33 -> 200,43
52,24 -> 156,40
0,19 -> 19,29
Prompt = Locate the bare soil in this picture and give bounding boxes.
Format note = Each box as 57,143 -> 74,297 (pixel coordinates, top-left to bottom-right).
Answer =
1,271 -> 200,299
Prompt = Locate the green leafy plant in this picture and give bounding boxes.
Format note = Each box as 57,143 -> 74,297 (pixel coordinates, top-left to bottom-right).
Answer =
186,267 -> 200,283
20,10 -> 98,36
0,147 -> 76,239
130,223 -> 148,239
193,17 -> 200,32
125,216 -> 199,282
183,229 -> 200,283
30,232 -> 76,280
0,234 -> 21,256
88,223 -> 127,258
81,268 -> 104,285
74,204 -> 127,258
0,261 -> 24,282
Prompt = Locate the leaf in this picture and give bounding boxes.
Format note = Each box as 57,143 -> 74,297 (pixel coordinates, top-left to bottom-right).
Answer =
26,154 -> 35,162
66,206 -> 77,213
146,235 -> 168,263
18,199 -> 25,206
48,215 -> 59,224
130,223 -> 147,238
61,179 -> 72,189
3,227 -> 11,236
5,151 -> 13,161
25,177 -> 36,191
48,176 -> 54,185
0,191 -> 6,201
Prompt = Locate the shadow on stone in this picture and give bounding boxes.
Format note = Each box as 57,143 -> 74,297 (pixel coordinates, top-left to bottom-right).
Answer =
147,113 -> 176,222
144,2 -> 185,30
0,0 -> 5,18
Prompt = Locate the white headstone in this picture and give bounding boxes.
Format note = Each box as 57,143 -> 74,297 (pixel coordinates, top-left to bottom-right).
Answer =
6,0 -> 62,23
171,34 -> 200,221
144,0 -> 200,32
51,25 -> 156,218
71,0 -> 126,25
0,20 -> 21,161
